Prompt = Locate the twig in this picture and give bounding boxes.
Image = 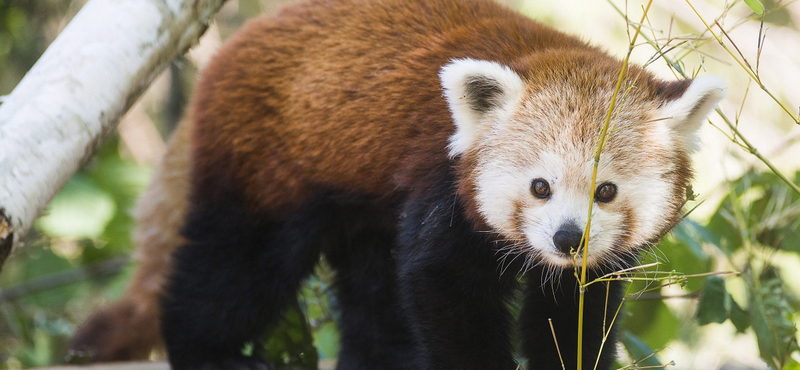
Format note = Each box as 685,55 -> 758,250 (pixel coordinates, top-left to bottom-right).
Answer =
607,0 -> 800,196
0,257 -> 129,302
686,0 -> 799,124
548,318 -> 567,370
576,2 -> 653,369
715,109 -> 800,195
628,291 -> 701,301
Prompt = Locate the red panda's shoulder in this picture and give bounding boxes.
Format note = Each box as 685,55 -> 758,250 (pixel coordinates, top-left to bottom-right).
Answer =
185,0 -> 597,213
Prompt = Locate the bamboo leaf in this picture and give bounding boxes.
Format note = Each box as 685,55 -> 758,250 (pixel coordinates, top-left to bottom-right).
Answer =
313,321 -> 341,360
620,331 -> 663,368
729,297 -> 751,333
706,170 -> 800,254
743,0 -> 765,15
624,299 -> 680,350
657,221 -> 712,292
261,298 -> 319,369
784,358 -> 800,370
671,219 -> 713,259
748,275 -> 799,369
695,276 -> 730,325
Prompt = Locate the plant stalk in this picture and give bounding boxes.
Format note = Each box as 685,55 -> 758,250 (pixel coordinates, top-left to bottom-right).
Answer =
684,0 -> 799,125
577,2 -> 652,369
607,0 -> 800,196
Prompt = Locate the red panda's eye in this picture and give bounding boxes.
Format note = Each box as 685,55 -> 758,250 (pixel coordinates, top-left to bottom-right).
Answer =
595,182 -> 617,203
531,178 -> 550,199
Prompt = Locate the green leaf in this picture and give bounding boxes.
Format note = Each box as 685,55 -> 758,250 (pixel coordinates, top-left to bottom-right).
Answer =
671,219 -> 713,260
620,330 -> 664,368
19,327 -> 54,367
705,170 -> 800,254
729,297 -> 750,333
744,0 -> 765,14
654,223 -> 712,292
748,274 -> 799,369
623,299 -> 679,350
261,298 -> 318,369
313,321 -> 340,360
695,276 -> 730,325
694,276 -> 749,331
705,188 -> 743,253
17,247 -> 88,307
35,176 -> 116,239
85,142 -> 153,257
784,357 -> 800,370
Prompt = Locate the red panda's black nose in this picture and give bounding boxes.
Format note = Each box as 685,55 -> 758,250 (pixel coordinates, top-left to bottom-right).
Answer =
553,225 -> 583,255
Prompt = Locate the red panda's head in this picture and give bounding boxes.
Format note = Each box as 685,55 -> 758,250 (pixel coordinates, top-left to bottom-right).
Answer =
440,52 -> 726,273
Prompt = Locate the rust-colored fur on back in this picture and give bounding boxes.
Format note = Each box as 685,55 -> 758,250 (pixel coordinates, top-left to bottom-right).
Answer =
188,0 -> 595,216
69,0 -> 724,365
68,0 -> 599,357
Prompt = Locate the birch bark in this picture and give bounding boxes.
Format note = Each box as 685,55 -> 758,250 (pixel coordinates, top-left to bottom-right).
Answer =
0,0 -> 228,270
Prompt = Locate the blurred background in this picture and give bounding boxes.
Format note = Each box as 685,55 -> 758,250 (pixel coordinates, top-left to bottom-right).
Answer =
0,0 -> 798,369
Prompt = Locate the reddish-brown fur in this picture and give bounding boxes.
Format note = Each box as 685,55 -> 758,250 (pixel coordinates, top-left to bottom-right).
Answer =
188,0 -> 598,217
71,0 -> 693,361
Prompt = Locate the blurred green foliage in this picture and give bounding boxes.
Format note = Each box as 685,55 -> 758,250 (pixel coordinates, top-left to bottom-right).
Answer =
0,133 -> 342,368
0,139 -> 143,368
619,170 -> 800,369
0,0 -> 86,95
1,1 -> 800,370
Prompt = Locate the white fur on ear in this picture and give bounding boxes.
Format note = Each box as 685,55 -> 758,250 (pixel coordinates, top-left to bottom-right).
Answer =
658,75 -> 727,151
440,58 -> 525,157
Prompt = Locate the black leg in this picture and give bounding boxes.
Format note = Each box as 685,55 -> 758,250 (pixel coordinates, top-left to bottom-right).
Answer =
323,208 -> 418,370
396,197 -> 519,370
161,199 -> 340,370
519,268 -> 625,370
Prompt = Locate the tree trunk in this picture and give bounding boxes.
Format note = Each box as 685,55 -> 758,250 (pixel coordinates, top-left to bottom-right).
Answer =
0,0 -> 228,271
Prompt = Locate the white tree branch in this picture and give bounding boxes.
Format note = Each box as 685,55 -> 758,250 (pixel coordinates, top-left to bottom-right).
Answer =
0,0 -> 228,269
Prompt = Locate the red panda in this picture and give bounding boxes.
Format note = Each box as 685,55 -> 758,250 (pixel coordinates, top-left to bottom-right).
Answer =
71,0 -> 726,368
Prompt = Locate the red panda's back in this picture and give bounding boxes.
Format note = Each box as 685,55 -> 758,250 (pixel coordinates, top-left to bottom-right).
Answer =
188,0 -> 590,215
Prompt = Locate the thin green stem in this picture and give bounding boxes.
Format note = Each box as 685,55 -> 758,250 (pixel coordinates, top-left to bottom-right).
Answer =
577,2 -> 653,369
716,109 -> 800,195
684,0 -> 799,124
608,0 -> 800,196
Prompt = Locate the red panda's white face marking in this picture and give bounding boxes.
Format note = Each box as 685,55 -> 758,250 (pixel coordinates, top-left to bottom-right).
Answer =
441,58 -> 726,271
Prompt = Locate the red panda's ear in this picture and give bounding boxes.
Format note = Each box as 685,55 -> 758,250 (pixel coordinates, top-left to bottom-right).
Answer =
657,76 -> 727,151
440,59 -> 525,157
